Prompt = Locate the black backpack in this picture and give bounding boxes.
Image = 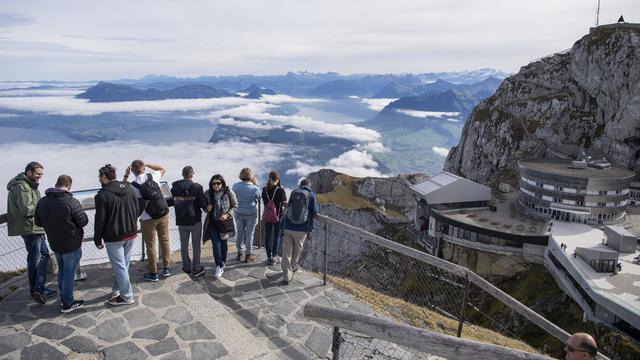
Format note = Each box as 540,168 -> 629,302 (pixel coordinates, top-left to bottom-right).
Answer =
132,174 -> 169,219
286,188 -> 310,225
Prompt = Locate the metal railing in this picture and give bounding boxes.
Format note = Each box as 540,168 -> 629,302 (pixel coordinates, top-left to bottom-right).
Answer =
303,214 -> 611,359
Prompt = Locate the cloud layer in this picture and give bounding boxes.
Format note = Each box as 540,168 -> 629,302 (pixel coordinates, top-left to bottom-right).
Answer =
286,149 -> 382,178
396,109 -> 460,118
432,146 -> 450,157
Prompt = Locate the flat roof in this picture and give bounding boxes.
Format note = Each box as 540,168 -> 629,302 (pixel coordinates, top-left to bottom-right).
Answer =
551,222 -> 640,317
518,158 -> 635,180
437,191 -> 546,236
412,172 -> 460,196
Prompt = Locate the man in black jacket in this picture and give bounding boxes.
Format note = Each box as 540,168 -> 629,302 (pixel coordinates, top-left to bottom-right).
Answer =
94,164 -> 139,306
35,175 -> 88,313
171,166 -> 207,277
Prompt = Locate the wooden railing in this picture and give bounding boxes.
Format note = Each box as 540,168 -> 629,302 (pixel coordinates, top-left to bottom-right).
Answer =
304,303 -> 555,360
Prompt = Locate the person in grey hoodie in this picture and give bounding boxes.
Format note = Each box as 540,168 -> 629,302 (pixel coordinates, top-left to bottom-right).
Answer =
231,168 -> 261,263
7,161 -> 57,304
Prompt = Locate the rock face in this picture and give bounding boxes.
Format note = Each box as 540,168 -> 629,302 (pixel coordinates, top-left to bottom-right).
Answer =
445,24 -> 640,185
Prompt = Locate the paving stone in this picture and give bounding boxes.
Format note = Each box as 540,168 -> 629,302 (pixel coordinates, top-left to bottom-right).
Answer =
287,323 -> 313,339
304,285 -> 324,296
286,289 -> 310,304
8,314 -> 37,330
257,314 -> 286,337
267,336 -> 290,350
136,280 -> 164,291
235,292 -> 265,308
206,280 -> 233,296
132,324 -> 169,340
296,272 -> 324,286
233,308 -> 260,328
175,321 -> 216,341
0,301 -> 28,314
305,326 -> 332,357
102,341 -> 147,360
20,342 -> 65,360
124,308 -> 156,329
190,341 -> 228,359
272,300 -> 297,317
68,315 -> 96,329
235,279 -> 263,293
248,266 -> 266,279
162,306 -> 193,325
0,313 -> 5,324
309,295 -> 333,308
141,291 -> 176,308
0,332 -> 30,356
281,344 -> 315,360
89,317 -> 128,342
221,268 -> 244,281
160,350 -> 188,360
28,303 -> 61,318
61,335 -> 99,353
217,294 -> 241,311
32,322 -> 75,340
325,289 -> 352,304
145,337 -> 179,356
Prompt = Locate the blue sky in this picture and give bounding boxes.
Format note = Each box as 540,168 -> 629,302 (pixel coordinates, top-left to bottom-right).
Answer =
0,0 -> 637,80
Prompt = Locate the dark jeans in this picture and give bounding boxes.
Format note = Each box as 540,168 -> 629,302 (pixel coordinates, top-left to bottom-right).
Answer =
264,221 -> 281,258
22,234 -> 50,294
54,248 -> 82,306
207,225 -> 227,268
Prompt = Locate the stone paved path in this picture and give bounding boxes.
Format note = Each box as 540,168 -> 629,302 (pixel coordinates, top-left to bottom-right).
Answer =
0,247 -> 377,359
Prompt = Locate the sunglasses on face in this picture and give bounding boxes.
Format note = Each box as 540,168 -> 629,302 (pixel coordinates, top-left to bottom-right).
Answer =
565,344 -> 589,354
212,182 -> 222,186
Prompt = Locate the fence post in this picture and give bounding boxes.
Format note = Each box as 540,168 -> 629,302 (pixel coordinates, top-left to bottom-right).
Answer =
456,274 -> 471,338
323,222 -> 328,286
331,326 -> 341,360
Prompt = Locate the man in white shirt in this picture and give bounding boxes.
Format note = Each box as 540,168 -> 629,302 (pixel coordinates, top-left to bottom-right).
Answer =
124,160 -> 170,282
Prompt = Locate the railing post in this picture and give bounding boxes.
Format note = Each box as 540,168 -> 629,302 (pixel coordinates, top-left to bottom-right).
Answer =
457,274 -> 471,338
257,200 -> 262,249
331,326 -> 341,360
323,222 -> 328,286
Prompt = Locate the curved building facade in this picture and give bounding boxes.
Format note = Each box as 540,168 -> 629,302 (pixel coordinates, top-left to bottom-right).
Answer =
518,158 -> 636,224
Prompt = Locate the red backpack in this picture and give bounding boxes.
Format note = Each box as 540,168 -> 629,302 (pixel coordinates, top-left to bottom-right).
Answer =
262,187 -> 280,224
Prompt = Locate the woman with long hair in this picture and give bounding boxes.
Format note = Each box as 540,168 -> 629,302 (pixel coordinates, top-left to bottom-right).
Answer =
203,174 -> 237,278
261,171 -> 287,266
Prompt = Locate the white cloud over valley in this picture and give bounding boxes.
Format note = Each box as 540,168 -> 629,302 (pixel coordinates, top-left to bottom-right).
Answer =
432,146 -> 450,157
396,109 -> 461,118
286,149 -> 383,178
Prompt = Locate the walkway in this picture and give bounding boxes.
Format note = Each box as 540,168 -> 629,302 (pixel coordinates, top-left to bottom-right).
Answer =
0,248 -> 378,359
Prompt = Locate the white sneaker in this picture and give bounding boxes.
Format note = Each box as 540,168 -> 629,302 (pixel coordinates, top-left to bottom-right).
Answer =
214,266 -> 224,278
109,290 -> 120,301
274,256 -> 281,264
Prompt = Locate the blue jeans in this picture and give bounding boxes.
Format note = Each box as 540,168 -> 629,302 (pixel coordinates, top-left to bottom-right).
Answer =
105,239 -> 135,301
54,248 -> 82,306
234,213 -> 257,255
264,221 -> 281,258
207,225 -> 227,267
22,234 -> 50,294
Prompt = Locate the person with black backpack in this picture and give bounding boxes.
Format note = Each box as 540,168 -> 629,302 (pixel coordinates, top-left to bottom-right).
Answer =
261,171 -> 287,266
124,160 -> 170,282
171,166 -> 207,277
280,178 -> 319,285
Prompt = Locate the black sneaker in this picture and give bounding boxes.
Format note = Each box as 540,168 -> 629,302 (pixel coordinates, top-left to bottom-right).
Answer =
181,267 -> 192,274
192,268 -> 205,277
61,300 -> 85,313
143,272 -> 159,282
107,296 -> 135,306
31,291 -> 46,304
42,288 -> 58,299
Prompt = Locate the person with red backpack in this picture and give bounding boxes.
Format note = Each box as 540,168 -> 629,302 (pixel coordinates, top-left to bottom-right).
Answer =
261,171 -> 287,266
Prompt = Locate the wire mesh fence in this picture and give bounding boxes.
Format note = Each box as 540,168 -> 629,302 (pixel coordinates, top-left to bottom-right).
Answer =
300,215 -> 572,358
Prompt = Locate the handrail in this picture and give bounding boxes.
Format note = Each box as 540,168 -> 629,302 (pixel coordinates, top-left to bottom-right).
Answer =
314,214 -> 611,360
304,303 -> 554,360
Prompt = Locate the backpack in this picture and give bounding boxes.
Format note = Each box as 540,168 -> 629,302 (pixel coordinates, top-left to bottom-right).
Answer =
286,188 -> 310,225
132,173 -> 169,219
173,187 -> 197,224
262,187 -> 280,224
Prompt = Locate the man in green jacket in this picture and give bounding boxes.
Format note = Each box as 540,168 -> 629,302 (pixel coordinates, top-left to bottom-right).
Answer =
7,161 -> 57,304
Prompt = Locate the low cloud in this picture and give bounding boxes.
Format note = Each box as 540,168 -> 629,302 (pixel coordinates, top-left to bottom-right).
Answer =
360,98 -> 397,112
0,140 -> 288,213
432,146 -> 450,157
286,149 -> 383,178
360,141 -> 390,153
217,117 -> 275,130
396,109 -> 460,118
209,102 -> 380,143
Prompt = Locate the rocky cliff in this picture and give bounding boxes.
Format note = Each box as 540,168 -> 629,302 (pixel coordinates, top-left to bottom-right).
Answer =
445,24 -> 640,185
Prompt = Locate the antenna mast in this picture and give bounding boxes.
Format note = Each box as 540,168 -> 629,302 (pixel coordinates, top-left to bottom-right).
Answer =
596,0 -> 601,26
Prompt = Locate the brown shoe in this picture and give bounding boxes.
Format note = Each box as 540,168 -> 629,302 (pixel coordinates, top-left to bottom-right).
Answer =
245,254 -> 256,263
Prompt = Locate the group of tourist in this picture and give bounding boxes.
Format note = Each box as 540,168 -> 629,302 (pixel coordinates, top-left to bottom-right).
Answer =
6,160 -> 318,313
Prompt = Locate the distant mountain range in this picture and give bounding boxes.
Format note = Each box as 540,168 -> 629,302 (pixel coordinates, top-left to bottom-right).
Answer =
76,82 -> 238,102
